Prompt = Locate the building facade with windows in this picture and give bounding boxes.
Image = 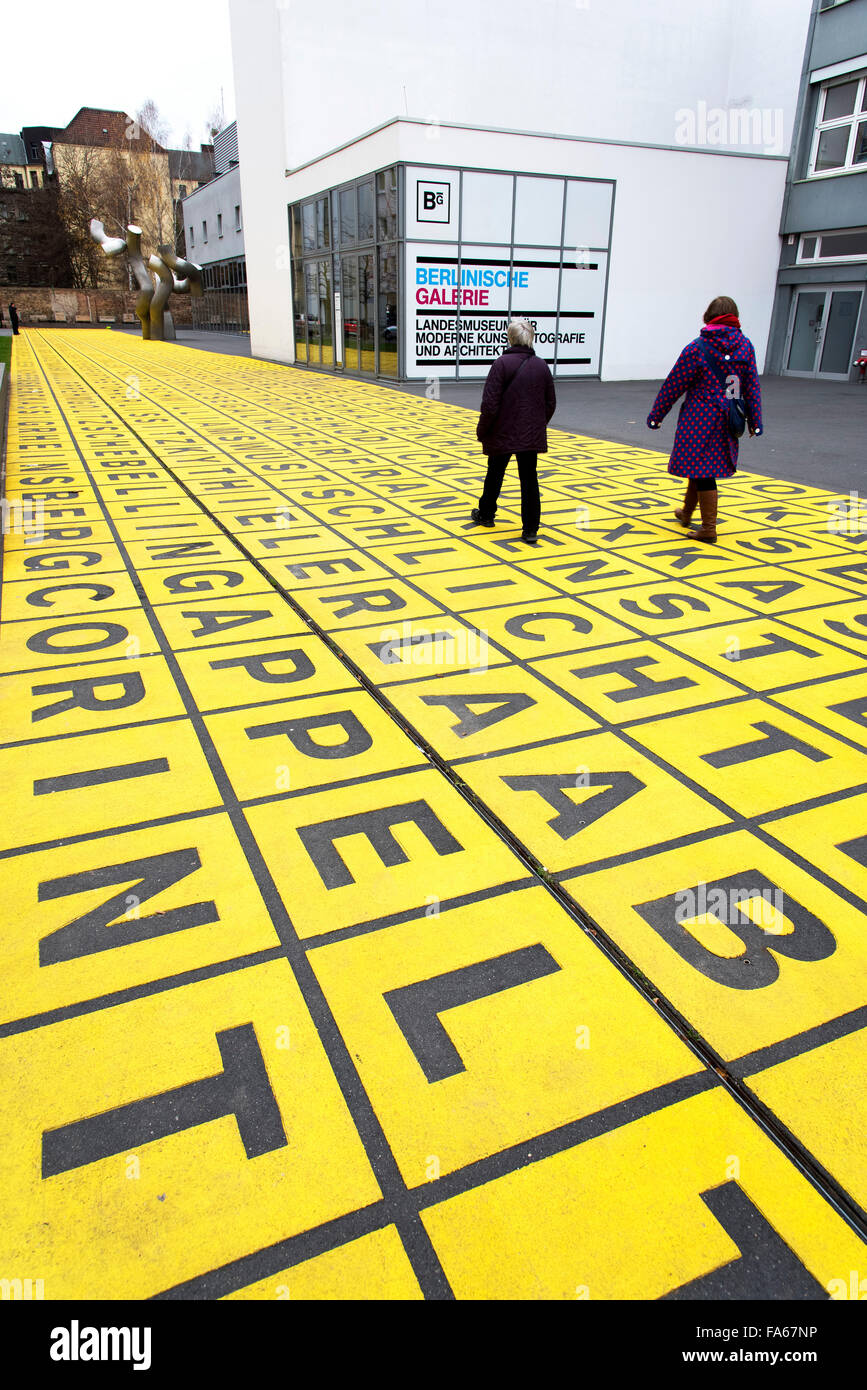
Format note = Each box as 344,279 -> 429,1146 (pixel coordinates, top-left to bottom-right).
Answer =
230,0 -> 814,380
181,122 -> 247,331
768,0 -> 867,379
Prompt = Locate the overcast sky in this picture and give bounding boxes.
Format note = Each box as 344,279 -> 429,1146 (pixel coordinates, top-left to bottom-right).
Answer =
1,0 -> 236,148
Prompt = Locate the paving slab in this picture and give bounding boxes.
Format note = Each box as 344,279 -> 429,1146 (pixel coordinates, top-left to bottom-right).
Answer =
1,328 -> 865,1301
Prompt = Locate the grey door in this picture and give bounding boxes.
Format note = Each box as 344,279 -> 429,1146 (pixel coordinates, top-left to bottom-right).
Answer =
785,286 -> 864,379
785,290 -> 826,374
819,289 -> 863,376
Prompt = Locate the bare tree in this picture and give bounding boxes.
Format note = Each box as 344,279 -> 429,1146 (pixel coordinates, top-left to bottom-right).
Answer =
54,101 -> 174,288
205,97 -> 225,141
55,144 -> 106,287
135,98 -> 169,149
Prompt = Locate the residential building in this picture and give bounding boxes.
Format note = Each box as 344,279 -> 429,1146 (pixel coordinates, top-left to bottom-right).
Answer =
181,121 -> 247,331
0,131 -> 70,287
767,0 -> 867,380
0,132 -> 47,190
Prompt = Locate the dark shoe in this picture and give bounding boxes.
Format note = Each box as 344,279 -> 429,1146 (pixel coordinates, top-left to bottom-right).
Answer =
521,532 -> 539,546
674,479 -> 698,527
692,489 -> 718,543
471,508 -> 494,527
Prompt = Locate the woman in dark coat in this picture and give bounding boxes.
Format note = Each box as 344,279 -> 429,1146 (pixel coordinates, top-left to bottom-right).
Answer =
473,318 -> 556,545
8,302 -> 20,335
647,295 -> 762,542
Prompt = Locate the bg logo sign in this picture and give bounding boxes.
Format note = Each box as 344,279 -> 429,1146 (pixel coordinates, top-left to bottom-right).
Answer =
417,181 -> 450,224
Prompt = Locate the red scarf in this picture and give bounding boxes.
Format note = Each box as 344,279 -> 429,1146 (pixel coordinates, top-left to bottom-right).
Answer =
705,313 -> 741,329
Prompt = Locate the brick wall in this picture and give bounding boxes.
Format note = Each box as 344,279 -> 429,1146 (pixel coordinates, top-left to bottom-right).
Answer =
4,286 -> 193,327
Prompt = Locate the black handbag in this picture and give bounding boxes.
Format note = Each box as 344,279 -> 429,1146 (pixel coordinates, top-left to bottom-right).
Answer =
699,341 -> 747,439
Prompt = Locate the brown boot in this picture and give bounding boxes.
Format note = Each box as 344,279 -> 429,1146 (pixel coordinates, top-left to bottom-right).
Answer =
693,488 -> 718,542
674,479 -> 698,526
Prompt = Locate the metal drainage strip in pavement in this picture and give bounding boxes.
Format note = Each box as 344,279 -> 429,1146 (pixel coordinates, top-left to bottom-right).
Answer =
0,327 -> 865,1300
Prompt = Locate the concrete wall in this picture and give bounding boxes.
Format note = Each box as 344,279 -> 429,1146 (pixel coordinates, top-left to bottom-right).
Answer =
786,170 -> 867,232
810,0 -> 867,69
271,0 -> 812,166
229,0 -> 293,363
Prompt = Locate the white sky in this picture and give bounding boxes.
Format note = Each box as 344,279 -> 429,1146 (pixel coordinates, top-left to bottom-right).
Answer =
0,0 -> 236,148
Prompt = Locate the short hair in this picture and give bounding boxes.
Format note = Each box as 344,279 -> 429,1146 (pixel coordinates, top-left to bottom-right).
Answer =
704,295 -> 739,322
507,318 -> 535,347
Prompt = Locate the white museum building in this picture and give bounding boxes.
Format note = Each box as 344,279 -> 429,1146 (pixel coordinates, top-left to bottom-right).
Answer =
228,0 -> 815,381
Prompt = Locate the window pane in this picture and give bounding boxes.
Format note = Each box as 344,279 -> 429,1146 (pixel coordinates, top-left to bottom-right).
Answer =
316,196 -> 329,249
305,262 -> 320,362
815,125 -> 850,171
302,203 -> 316,251
824,81 -> 858,121
462,172 -> 513,242
800,236 -> 817,259
331,192 -> 339,249
377,243 -> 399,377
359,252 -> 375,373
319,258 -> 333,366
290,204 -> 303,260
340,187 -> 357,243
376,168 -> 397,241
855,120 -> 867,165
564,180 -> 613,253
818,229 -> 867,257
293,261 -> 307,362
342,257 -> 359,370
514,175 -> 564,246
358,181 -> 374,241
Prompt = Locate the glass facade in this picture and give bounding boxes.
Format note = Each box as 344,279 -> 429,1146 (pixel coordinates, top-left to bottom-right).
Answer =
191,257 -> 249,333
289,163 -> 613,379
290,165 -> 399,376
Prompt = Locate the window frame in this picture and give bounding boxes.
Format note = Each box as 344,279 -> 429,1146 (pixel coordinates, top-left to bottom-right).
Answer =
797,227 -> 867,263
809,72 -> 867,178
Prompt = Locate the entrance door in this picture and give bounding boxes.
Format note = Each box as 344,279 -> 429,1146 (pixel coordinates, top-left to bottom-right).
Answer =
785,286 -> 863,379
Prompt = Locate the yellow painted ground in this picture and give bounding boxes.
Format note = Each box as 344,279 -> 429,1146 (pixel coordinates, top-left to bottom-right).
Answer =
1,328 -> 866,1300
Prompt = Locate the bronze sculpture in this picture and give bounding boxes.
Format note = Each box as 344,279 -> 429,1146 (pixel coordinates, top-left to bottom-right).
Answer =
90,219 -> 203,342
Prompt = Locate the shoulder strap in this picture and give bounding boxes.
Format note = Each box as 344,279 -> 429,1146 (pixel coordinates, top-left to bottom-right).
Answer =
698,339 -> 730,393
501,353 -> 533,396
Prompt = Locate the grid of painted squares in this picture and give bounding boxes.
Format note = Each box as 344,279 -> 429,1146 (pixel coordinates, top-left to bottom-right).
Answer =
1,327 -> 865,1301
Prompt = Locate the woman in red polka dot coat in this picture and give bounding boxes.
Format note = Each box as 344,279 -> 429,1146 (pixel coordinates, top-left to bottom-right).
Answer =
647,296 -> 763,542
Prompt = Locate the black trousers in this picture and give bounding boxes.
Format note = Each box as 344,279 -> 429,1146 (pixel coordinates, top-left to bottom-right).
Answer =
479,451 -> 540,534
